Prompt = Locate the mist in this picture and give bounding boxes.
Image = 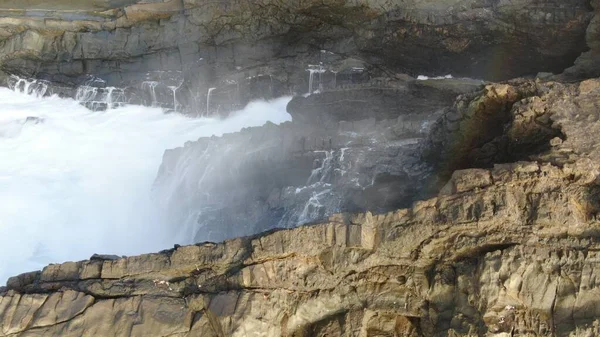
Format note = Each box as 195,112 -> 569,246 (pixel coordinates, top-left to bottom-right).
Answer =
0,88 -> 291,284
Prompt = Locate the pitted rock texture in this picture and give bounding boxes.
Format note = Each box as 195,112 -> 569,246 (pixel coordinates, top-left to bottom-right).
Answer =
3,78 -> 600,336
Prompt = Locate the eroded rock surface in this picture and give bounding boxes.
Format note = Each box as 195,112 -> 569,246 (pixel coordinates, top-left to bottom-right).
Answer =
3,78 -> 600,336
0,0 -> 595,115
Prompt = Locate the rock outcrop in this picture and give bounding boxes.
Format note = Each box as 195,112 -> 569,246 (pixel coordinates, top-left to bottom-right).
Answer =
565,0 -> 600,78
0,0 -> 595,114
153,77 -> 483,243
3,78 -> 600,336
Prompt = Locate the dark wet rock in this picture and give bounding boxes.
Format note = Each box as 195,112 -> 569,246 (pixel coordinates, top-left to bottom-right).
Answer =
564,0 -> 600,79
0,0 -> 595,115
287,77 -> 485,125
151,76 -> 485,243
24,116 -> 43,124
154,115 -> 436,243
89,254 -> 122,261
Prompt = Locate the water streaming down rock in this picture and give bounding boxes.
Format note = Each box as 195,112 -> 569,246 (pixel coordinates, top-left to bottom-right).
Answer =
151,75 -> 488,244
4,71 -> 199,114
7,76 -> 49,98
0,71 -> 483,257
168,86 -> 179,112
206,87 -> 216,116
141,81 -> 159,107
75,85 -> 128,110
306,64 -> 326,95
153,109 -> 437,244
0,84 -> 293,284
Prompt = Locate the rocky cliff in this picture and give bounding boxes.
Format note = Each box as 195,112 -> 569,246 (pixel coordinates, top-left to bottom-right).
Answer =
2,0 -> 600,336
3,77 -> 600,336
0,0 -> 596,114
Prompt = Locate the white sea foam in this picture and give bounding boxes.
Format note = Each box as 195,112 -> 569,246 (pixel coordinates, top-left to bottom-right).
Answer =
416,74 -> 453,80
0,87 -> 291,284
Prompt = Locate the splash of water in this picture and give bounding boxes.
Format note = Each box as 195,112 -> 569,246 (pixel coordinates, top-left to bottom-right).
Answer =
0,86 -> 291,284
8,75 -> 49,97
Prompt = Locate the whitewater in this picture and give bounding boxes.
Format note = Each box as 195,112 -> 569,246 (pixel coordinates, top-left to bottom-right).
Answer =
0,86 -> 291,284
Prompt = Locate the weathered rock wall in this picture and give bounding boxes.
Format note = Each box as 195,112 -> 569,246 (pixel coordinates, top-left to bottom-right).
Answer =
0,0 -> 594,109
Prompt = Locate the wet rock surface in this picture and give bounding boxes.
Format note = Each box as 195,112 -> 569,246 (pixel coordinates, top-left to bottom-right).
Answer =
4,78 -> 600,336
153,78 -> 479,243
0,0 -> 595,114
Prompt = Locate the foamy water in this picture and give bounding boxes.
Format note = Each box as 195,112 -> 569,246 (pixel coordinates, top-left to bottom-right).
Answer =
0,88 -> 291,284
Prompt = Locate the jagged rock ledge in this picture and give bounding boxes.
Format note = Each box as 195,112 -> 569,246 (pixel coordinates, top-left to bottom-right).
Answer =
3,78 -> 600,336
0,0 -> 596,115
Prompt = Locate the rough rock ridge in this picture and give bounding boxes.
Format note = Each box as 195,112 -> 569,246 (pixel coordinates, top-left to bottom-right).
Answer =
3,78 -> 600,336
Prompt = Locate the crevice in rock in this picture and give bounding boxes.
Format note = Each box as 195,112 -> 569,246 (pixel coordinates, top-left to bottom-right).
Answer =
424,80 -> 567,187
451,243 -> 518,263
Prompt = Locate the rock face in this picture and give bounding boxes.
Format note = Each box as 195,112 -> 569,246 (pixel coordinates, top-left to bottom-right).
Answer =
3,78 -> 600,336
0,0 -> 595,114
2,1 -> 600,335
565,0 -> 600,78
153,77 -> 482,243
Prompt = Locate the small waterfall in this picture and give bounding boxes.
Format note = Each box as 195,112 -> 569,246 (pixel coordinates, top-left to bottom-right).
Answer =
141,81 -> 159,107
291,148 -> 350,226
206,87 -> 216,116
104,87 -> 126,108
75,85 -> 126,110
143,70 -> 184,112
307,150 -> 335,185
8,76 -> 49,97
72,76 -> 126,111
168,86 -> 179,112
297,188 -> 332,224
75,85 -> 98,102
332,71 -> 338,88
306,64 -> 326,95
